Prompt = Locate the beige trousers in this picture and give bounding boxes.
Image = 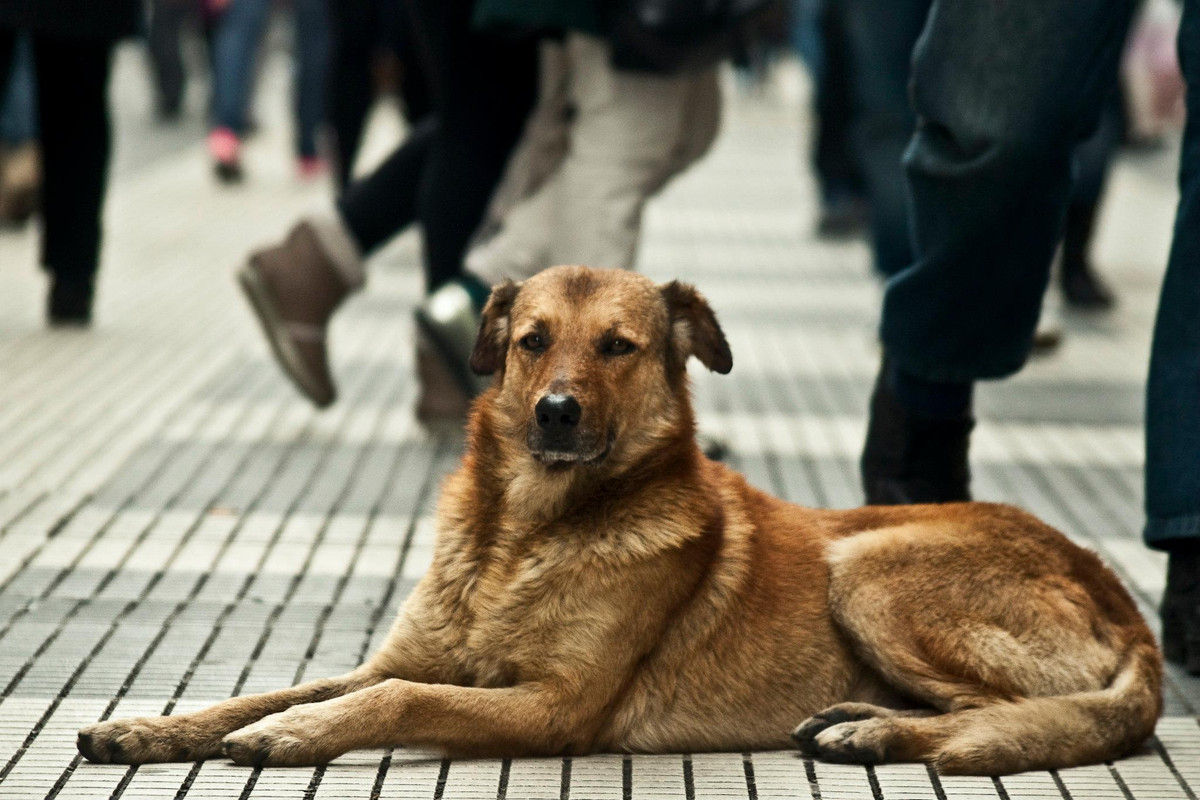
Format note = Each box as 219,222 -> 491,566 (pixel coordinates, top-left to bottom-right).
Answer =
467,34 -> 722,285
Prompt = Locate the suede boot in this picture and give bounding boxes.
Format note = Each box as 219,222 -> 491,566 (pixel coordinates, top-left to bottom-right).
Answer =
238,219 -> 363,408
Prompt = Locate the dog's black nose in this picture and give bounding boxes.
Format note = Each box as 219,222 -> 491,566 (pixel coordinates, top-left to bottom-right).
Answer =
536,394 -> 581,432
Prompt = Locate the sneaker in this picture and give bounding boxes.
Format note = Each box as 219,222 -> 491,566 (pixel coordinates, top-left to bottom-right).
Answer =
414,279 -> 490,399
1161,544 -> 1200,674
860,360 -> 974,505
237,220 -> 357,408
208,127 -> 243,183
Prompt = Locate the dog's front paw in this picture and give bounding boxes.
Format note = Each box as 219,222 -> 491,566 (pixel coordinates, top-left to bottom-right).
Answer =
221,709 -> 334,768
78,717 -> 219,765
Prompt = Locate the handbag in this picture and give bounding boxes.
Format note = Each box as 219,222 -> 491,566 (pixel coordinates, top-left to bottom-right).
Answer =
607,0 -> 782,73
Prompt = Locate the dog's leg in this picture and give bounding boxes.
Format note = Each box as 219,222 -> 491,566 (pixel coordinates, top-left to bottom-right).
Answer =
77,667 -> 385,764
221,679 -> 592,767
819,525 -> 1162,774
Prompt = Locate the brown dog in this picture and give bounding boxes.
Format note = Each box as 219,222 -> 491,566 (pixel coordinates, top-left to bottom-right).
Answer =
77,266 -> 1161,775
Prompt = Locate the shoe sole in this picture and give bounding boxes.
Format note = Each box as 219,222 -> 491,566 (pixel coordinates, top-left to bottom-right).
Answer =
237,262 -> 335,408
413,308 -> 483,399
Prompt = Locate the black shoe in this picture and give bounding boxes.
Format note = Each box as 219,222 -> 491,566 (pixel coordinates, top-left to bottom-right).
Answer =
214,159 -> 244,184
860,363 -> 974,505
1060,200 -> 1116,311
815,195 -> 868,240
1161,545 -> 1200,674
698,432 -> 728,461
1062,267 -> 1116,311
47,277 -> 94,327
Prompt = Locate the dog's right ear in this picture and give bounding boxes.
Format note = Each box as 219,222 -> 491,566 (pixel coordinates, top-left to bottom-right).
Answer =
469,280 -> 520,376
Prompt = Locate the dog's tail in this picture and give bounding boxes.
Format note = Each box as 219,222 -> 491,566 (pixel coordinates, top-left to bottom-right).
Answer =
925,639 -> 1162,775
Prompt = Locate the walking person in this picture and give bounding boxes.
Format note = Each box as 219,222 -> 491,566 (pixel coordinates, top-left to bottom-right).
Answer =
325,0 -> 430,191
412,1 -> 723,406
0,32 -> 38,225
0,0 -> 139,324
242,0 -> 751,437
206,0 -> 330,181
850,0 -> 1200,673
237,0 -> 538,407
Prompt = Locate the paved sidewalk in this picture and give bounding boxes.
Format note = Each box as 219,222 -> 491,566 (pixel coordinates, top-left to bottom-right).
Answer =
0,47 -> 1198,800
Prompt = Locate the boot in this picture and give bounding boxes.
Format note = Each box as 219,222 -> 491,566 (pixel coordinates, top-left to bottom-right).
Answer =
415,332 -> 473,424
1161,543 -> 1200,674
861,360 -> 974,505
237,219 -> 362,408
0,142 -> 41,225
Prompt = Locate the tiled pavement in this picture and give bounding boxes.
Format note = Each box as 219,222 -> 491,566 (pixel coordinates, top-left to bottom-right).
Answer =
0,45 -> 1198,800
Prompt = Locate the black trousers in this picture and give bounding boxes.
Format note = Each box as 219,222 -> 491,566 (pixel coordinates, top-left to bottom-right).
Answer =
812,0 -> 862,203
325,0 -> 431,189
335,0 -> 537,292
0,30 -> 114,285
147,0 -> 192,115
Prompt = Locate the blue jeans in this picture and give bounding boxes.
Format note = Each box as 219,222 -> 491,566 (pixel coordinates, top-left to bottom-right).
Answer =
871,0 -> 1200,546
880,0 -> 1134,380
211,0 -> 270,135
1146,0 -> 1200,548
291,0 -> 327,158
845,0 -> 1137,281
211,0 -> 327,156
0,32 -> 36,145
841,0 -> 930,277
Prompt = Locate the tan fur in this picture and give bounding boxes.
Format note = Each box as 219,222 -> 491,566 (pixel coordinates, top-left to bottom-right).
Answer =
77,266 -> 1162,775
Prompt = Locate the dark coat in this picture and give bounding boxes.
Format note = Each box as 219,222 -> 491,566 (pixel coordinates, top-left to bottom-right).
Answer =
473,0 -> 604,37
0,0 -> 140,41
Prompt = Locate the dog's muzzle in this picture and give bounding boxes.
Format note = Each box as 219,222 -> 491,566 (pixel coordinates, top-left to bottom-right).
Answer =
528,393 -> 609,466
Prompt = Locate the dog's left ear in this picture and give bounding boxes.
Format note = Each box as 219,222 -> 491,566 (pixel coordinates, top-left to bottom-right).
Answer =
661,280 -> 733,374
470,280 -> 520,376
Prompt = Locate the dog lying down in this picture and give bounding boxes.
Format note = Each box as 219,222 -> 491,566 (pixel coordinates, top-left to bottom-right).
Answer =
78,266 -> 1161,776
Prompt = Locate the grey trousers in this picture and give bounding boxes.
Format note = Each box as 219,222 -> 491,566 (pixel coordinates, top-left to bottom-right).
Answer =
467,34 -> 722,285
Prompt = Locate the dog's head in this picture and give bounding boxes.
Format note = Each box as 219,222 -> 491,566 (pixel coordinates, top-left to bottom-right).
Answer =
469,266 -> 731,476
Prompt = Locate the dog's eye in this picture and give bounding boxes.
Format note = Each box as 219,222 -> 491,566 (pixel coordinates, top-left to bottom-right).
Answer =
520,333 -> 545,352
603,338 -> 635,356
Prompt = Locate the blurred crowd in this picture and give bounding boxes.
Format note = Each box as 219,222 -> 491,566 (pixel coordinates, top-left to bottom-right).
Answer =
1,0 -> 1199,673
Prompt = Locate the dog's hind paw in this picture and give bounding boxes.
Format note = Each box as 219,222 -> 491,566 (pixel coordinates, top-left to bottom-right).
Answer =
791,702 -> 893,756
808,719 -> 895,764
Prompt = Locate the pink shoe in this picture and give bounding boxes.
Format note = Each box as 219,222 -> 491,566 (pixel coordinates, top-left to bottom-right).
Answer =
207,127 -> 243,183
296,156 -> 328,180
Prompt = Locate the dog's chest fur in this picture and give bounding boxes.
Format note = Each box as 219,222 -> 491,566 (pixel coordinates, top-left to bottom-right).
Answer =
425,521 -> 625,689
